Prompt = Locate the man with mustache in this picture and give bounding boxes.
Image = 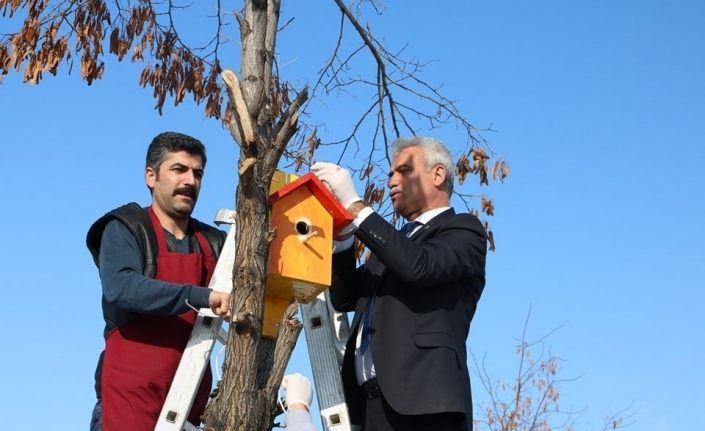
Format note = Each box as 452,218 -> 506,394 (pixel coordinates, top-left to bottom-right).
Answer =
312,136 -> 487,431
86,132 -> 232,431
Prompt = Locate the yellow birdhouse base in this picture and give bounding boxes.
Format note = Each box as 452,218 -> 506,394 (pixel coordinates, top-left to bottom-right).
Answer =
267,273 -> 329,304
262,273 -> 329,338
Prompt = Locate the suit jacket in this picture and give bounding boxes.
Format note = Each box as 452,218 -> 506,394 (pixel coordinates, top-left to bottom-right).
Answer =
330,208 -> 487,428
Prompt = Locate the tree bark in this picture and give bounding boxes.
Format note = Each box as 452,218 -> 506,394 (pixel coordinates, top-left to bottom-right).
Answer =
202,1 -> 308,430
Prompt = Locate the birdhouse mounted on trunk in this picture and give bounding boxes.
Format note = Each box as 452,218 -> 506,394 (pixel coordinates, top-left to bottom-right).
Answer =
263,172 -> 353,338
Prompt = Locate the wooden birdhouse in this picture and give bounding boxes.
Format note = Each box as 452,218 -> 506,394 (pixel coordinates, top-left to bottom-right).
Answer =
262,172 -> 353,338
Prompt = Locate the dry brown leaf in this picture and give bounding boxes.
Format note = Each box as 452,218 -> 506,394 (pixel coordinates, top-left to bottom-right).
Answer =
293,154 -> 305,171
139,65 -> 150,86
109,27 -> 118,54
364,183 -> 375,202
481,196 -> 495,216
501,162 -> 510,181
23,55 -> 40,84
361,163 -> 373,180
362,183 -> 385,205
0,44 -> 9,73
479,165 -> 489,186
80,54 -> 90,78
456,154 -> 470,185
221,102 -> 234,125
471,148 -> 489,173
306,129 -> 319,160
370,187 -> 384,204
48,23 -> 58,40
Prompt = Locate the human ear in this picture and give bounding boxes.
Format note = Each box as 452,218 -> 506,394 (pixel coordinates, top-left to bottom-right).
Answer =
432,165 -> 446,187
145,166 -> 157,189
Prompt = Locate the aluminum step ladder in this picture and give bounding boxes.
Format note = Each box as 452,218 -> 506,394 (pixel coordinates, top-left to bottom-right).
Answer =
155,209 -> 353,431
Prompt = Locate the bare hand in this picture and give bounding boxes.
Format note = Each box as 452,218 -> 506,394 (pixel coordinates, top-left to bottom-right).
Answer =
208,291 -> 232,320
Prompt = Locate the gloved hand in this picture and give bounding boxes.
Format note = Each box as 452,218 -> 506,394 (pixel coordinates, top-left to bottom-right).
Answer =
282,373 -> 313,410
311,162 -> 362,210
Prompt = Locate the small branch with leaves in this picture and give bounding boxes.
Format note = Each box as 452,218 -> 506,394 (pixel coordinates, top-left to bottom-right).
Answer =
472,309 -> 638,431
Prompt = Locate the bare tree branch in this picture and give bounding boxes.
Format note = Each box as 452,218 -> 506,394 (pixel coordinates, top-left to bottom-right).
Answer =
471,309 -> 635,431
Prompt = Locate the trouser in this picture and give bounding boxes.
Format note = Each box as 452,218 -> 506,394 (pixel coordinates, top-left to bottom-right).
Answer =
362,391 -> 467,431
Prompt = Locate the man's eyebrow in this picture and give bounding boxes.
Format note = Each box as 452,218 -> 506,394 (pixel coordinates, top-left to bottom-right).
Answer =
388,163 -> 411,177
169,162 -> 203,172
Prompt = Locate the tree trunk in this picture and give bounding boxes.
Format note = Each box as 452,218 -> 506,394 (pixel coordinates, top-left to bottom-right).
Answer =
203,1 -> 308,430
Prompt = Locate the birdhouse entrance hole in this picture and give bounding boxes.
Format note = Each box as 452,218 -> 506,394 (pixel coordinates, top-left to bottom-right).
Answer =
296,220 -> 310,235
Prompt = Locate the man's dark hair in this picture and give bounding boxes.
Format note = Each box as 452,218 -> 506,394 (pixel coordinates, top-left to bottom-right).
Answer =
145,132 -> 207,171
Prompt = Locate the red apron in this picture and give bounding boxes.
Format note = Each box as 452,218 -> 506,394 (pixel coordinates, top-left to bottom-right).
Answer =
101,208 -> 216,430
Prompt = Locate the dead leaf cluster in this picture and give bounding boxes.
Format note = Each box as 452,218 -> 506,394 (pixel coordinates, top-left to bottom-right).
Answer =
482,220 -> 496,252
481,195 -> 495,217
1,1 -> 73,84
305,129 -> 320,160
269,76 -> 291,122
363,182 -> 385,206
456,148 -> 494,186
1,1 -> 224,117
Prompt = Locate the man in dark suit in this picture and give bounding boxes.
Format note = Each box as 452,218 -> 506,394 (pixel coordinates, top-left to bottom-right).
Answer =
312,136 -> 487,431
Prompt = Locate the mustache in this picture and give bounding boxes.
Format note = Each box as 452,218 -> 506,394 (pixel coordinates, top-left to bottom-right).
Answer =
173,186 -> 196,199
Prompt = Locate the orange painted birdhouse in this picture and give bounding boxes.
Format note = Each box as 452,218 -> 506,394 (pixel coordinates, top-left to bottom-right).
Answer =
262,172 -> 353,338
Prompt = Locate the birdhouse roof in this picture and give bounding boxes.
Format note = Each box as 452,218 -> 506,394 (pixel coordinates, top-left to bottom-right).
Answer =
269,172 -> 354,234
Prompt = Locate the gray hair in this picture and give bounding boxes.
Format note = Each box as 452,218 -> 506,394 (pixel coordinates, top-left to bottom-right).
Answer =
391,136 -> 454,195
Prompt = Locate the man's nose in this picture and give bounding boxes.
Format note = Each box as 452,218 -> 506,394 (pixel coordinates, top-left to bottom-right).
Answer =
387,173 -> 397,189
183,169 -> 196,185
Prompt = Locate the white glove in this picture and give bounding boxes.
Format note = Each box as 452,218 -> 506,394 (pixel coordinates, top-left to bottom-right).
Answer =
282,373 -> 313,410
311,162 -> 362,209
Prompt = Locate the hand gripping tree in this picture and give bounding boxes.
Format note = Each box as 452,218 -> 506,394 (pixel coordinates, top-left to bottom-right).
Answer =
1,1 -> 507,429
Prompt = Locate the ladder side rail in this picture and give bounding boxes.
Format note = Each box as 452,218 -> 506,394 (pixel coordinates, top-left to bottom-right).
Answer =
301,290 -> 352,431
155,211 -> 237,431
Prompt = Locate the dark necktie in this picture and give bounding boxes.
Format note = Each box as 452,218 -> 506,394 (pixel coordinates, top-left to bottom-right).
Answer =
360,220 -> 422,353
399,220 -> 421,238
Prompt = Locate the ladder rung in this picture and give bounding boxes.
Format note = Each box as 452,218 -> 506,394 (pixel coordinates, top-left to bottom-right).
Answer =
320,403 -> 352,430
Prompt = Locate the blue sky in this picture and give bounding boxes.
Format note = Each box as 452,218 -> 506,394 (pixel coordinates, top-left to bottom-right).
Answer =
1,1 -> 703,430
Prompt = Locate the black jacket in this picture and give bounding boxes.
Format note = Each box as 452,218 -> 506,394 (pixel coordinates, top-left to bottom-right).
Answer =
330,209 -> 487,428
